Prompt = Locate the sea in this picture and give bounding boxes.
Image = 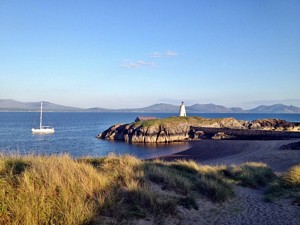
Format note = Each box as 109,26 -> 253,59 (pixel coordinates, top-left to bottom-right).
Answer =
0,112 -> 300,159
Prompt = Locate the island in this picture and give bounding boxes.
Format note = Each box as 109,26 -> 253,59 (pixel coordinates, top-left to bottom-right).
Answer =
97,116 -> 300,143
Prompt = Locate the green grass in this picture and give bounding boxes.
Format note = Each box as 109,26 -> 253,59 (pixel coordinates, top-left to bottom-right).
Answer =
132,116 -> 225,129
264,164 -> 300,203
145,160 -> 234,203
0,154 -> 291,225
222,162 -> 275,188
282,164 -> 300,187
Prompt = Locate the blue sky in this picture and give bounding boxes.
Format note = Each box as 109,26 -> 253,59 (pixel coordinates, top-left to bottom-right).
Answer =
0,0 -> 299,109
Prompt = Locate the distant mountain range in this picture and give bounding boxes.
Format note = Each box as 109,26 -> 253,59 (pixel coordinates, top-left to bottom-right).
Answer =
0,99 -> 300,113
0,99 -> 82,112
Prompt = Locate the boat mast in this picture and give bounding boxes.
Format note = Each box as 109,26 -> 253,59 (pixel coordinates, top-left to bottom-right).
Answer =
40,102 -> 43,129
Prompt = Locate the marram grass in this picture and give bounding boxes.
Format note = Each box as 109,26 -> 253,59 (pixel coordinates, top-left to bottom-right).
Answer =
264,164 -> 300,203
282,164 -> 300,187
0,154 -> 293,225
223,162 -> 275,188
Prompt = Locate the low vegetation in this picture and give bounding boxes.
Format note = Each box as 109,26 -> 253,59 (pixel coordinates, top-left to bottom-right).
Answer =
0,154 -> 297,224
133,116 -> 224,128
264,164 -> 300,204
222,162 -> 275,188
145,159 -> 234,204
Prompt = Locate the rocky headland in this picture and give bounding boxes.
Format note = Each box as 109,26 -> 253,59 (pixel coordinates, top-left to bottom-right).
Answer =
97,117 -> 300,143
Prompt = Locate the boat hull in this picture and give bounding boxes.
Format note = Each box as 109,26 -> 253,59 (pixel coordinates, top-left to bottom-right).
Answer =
31,128 -> 55,134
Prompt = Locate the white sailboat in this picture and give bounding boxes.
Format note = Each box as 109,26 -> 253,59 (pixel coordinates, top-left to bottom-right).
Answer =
32,102 -> 55,134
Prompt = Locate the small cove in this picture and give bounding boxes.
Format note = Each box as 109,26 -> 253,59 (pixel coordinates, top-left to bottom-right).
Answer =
0,112 -> 299,158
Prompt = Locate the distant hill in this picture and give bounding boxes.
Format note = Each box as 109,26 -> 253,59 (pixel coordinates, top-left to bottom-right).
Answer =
83,103 -> 300,113
86,107 -> 113,112
247,104 -> 300,113
132,103 -> 179,112
187,104 -> 244,113
86,103 -> 179,113
1,99 -> 300,113
0,99 -> 83,112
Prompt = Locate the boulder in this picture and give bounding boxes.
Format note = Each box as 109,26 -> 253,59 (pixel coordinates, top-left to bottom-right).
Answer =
212,132 -> 236,140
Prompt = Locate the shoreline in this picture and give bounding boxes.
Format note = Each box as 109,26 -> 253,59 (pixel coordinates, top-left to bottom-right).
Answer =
157,139 -> 300,172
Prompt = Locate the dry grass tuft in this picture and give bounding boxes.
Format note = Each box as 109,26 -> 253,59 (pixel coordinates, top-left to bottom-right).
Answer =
0,154 -> 107,225
145,159 -> 234,203
223,162 -> 274,188
0,154 -> 282,224
264,164 -> 300,203
282,164 -> 300,187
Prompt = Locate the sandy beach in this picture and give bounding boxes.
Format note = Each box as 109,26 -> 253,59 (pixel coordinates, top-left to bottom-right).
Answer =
160,139 -> 300,173
155,139 -> 300,225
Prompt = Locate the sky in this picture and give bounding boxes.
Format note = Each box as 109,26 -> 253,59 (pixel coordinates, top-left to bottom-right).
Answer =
0,0 -> 299,109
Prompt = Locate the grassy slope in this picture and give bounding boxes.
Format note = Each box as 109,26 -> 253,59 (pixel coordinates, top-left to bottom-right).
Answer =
133,116 -> 225,128
0,154 -> 298,225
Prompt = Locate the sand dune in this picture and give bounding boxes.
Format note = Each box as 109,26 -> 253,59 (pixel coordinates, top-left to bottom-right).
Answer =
156,139 -> 300,225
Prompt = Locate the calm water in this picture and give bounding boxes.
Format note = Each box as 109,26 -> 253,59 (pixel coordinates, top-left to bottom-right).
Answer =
0,112 -> 299,158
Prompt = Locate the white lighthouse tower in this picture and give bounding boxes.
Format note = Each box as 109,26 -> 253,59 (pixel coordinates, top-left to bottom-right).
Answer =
179,101 -> 186,117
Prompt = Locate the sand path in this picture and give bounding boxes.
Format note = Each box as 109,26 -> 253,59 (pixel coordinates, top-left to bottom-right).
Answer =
169,186 -> 300,225
215,186 -> 300,225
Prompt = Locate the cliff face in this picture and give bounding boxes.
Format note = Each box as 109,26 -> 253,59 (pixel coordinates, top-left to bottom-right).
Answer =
97,117 -> 300,143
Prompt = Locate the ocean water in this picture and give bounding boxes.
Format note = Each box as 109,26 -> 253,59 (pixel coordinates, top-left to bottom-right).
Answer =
0,112 -> 299,158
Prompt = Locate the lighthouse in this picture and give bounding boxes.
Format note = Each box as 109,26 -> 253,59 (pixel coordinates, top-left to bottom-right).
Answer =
179,101 -> 186,117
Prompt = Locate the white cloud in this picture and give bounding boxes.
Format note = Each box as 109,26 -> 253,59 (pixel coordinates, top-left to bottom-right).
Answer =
149,50 -> 179,58
165,50 -> 178,57
121,60 -> 157,69
121,50 -> 178,69
149,52 -> 164,58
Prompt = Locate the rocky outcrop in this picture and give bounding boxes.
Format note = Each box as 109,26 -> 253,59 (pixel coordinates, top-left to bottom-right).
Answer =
247,119 -> 300,132
97,116 -> 300,143
98,121 -> 192,143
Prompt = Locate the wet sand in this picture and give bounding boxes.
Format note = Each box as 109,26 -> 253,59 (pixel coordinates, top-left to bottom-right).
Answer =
159,139 -> 300,172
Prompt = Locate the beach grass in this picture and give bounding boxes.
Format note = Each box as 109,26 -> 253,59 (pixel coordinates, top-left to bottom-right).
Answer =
282,164 -> 300,187
222,162 -> 275,188
264,164 -> 300,203
145,159 -> 235,203
0,154 -> 294,224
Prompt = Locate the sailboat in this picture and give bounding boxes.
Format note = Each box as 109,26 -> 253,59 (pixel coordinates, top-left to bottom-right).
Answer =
32,102 -> 55,134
